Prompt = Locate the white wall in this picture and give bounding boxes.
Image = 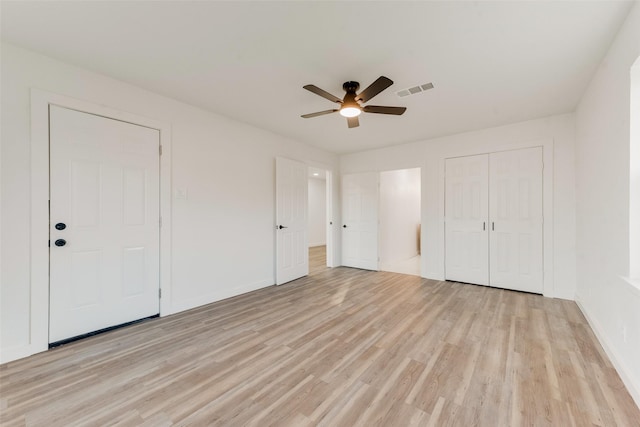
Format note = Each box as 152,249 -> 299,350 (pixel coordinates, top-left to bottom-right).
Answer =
0,43 -> 339,362
630,59 -> 640,279
308,177 -> 326,247
341,113 -> 576,300
379,168 -> 421,263
574,2 -> 640,406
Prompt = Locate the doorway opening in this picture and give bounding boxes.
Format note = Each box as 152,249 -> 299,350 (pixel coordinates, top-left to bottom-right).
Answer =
378,168 -> 421,276
308,167 -> 332,275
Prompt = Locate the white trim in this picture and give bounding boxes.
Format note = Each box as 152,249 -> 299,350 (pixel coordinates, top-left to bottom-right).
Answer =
325,170 -> 335,268
629,60 -> 640,278
26,88 -> 172,362
621,276 -> 640,298
304,161 -> 338,268
436,138 -> 555,297
0,344 -> 34,365
575,296 -> 640,409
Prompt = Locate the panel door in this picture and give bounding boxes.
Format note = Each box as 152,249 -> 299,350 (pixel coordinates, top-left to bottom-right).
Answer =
49,105 -> 160,343
276,157 -> 309,285
342,172 -> 379,271
445,154 -> 489,285
489,147 -> 543,293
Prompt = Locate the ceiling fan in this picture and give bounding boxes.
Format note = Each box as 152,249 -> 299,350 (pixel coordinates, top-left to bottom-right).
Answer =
301,76 -> 406,128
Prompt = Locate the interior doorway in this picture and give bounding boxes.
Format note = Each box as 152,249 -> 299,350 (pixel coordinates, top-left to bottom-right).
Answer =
378,168 -> 421,276
308,167 -> 332,275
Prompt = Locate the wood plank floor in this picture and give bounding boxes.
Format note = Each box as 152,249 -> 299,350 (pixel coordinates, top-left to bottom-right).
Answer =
309,245 -> 329,276
1,246 -> 639,426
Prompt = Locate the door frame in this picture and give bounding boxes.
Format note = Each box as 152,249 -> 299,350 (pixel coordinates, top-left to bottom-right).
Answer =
275,161 -> 337,276
438,139 -> 553,297
325,170 -> 335,268
28,89 -> 172,358
378,167 -> 422,275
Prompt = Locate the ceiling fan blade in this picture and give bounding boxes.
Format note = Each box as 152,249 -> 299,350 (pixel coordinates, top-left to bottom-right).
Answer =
356,76 -> 393,103
363,105 -> 407,115
301,109 -> 339,118
303,85 -> 343,103
347,116 -> 359,128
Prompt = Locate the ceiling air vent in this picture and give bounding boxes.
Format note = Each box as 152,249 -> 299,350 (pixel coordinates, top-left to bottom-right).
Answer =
396,82 -> 434,98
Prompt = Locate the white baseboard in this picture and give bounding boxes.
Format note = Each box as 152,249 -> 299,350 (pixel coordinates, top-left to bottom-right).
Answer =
168,278 -> 274,315
575,295 -> 640,409
0,343 -> 47,365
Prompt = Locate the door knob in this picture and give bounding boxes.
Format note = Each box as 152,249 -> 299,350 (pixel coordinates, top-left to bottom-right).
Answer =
54,239 -> 67,247
278,225 -> 288,229
55,222 -> 66,230
343,225 -> 347,228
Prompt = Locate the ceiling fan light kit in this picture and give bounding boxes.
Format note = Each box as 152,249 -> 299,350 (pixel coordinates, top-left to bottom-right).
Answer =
339,107 -> 361,118
301,76 -> 407,128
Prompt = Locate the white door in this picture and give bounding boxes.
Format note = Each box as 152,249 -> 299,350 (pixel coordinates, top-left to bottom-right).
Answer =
342,172 -> 379,270
489,147 -> 543,293
445,155 -> 489,285
276,157 -> 309,285
49,105 -> 160,343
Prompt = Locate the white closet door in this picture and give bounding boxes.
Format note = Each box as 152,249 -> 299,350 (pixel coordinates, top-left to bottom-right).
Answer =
445,155 -> 489,285
49,105 -> 160,343
489,147 -> 543,293
275,157 -> 309,285
342,172 -> 379,270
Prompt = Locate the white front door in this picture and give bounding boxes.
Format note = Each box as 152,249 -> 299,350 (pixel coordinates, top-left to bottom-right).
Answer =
49,105 -> 160,343
445,154 -> 489,285
275,157 -> 309,285
342,172 -> 379,270
489,147 -> 543,293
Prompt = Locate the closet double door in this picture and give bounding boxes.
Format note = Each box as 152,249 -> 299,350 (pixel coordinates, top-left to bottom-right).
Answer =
445,147 -> 543,294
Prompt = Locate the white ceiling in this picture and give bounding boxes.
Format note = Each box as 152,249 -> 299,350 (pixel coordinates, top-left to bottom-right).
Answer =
1,1 -> 633,154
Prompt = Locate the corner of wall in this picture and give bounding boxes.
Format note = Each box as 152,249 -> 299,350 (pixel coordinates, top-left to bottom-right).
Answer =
575,292 -> 640,408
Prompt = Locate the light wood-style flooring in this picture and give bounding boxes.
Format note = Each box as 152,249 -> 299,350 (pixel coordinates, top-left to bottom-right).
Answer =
309,245 -> 329,277
1,246 -> 639,426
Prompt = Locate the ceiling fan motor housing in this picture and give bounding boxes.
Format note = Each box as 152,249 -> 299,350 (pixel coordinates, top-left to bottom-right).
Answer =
342,81 -> 361,108
343,81 -> 360,94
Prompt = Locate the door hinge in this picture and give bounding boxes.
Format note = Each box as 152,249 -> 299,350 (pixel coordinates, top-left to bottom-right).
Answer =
159,216 -> 162,227
159,288 -> 162,298
159,145 -> 163,156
